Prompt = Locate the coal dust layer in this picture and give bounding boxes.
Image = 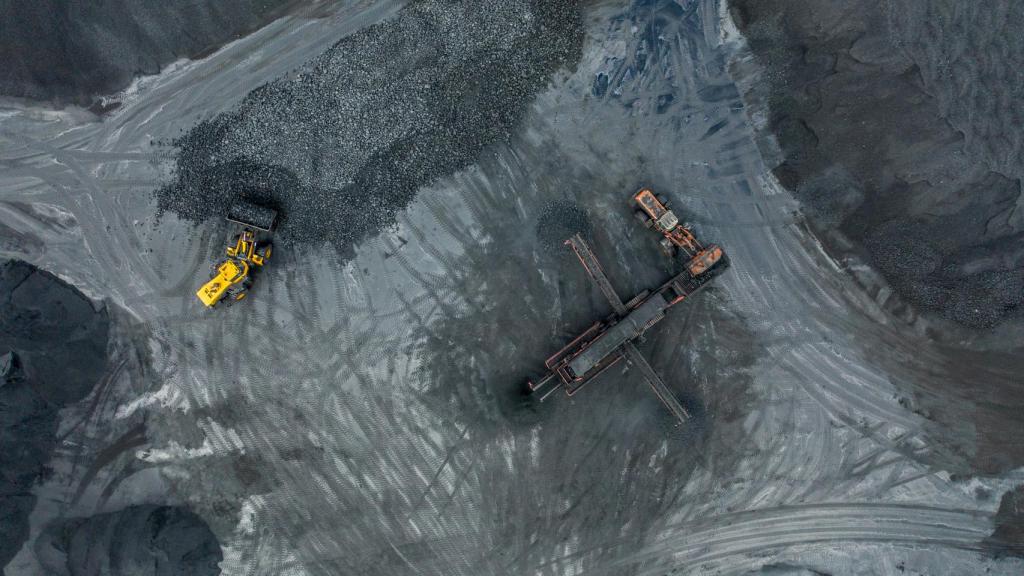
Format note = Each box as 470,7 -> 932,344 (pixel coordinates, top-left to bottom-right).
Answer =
156,0 -> 583,255
0,0 -> 299,106
0,260 -> 109,569
728,0 -> 1024,329
34,505 -> 222,576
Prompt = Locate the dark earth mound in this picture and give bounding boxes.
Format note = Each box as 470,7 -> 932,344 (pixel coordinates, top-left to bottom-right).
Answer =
0,0 -> 300,107
728,0 -> 1024,330
0,259 -> 109,570
986,484 -> 1024,559
34,505 -> 222,576
871,334 -> 1024,477
156,0 -> 584,257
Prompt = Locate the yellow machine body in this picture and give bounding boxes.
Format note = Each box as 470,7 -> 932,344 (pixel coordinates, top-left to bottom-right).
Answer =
196,228 -> 272,308
226,229 -> 270,265
196,259 -> 249,307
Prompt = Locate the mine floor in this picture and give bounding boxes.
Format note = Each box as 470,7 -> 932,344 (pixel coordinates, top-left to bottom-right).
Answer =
1,0 -> 1022,574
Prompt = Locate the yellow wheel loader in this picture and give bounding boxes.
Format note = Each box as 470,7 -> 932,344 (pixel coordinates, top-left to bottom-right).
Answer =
196,201 -> 276,308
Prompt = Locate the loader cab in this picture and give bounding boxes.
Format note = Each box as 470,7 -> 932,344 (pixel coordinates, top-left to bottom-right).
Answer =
634,188 -> 669,220
656,209 -> 679,232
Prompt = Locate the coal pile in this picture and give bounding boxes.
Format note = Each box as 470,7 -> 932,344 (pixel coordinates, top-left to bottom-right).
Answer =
535,200 -> 593,251
0,259 -> 110,569
157,0 -> 583,256
35,505 -> 222,576
0,0 -> 301,106
729,0 -> 1024,330
987,484 -> 1024,558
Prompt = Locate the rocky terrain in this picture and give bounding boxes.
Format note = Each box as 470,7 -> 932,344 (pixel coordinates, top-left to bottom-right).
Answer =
0,260 -> 221,575
727,4 -> 1024,556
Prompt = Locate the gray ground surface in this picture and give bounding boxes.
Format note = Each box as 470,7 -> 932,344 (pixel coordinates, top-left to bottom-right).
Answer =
728,0 -> 1024,331
0,0 -> 302,107
1,0 -> 1024,574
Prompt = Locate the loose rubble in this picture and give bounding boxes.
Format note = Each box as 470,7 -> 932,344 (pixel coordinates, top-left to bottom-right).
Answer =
157,0 -> 583,255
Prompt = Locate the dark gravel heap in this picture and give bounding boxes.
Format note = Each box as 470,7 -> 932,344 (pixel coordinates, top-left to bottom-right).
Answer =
0,259 -> 110,570
535,200 -> 593,251
157,0 -> 583,255
0,0 -> 300,106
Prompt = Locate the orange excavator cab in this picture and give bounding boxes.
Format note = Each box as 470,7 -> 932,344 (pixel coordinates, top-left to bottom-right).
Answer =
633,188 -> 724,276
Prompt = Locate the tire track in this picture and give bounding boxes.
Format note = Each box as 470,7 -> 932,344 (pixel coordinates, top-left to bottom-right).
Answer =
540,502 -> 992,574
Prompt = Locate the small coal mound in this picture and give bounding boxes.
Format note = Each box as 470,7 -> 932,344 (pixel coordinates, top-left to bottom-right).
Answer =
535,200 -> 593,251
157,0 -> 584,256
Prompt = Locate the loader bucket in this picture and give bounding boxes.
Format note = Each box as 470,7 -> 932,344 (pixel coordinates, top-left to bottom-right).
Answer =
227,200 -> 277,231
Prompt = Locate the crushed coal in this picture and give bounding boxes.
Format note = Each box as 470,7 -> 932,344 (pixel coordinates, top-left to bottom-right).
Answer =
157,0 -> 584,257
535,200 -> 593,251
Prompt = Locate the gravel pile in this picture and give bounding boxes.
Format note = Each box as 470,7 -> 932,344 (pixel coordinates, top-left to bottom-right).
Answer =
157,0 -> 583,255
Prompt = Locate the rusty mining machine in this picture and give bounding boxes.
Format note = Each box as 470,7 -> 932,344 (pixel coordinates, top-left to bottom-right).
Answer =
527,189 -> 728,425
633,187 -> 724,275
